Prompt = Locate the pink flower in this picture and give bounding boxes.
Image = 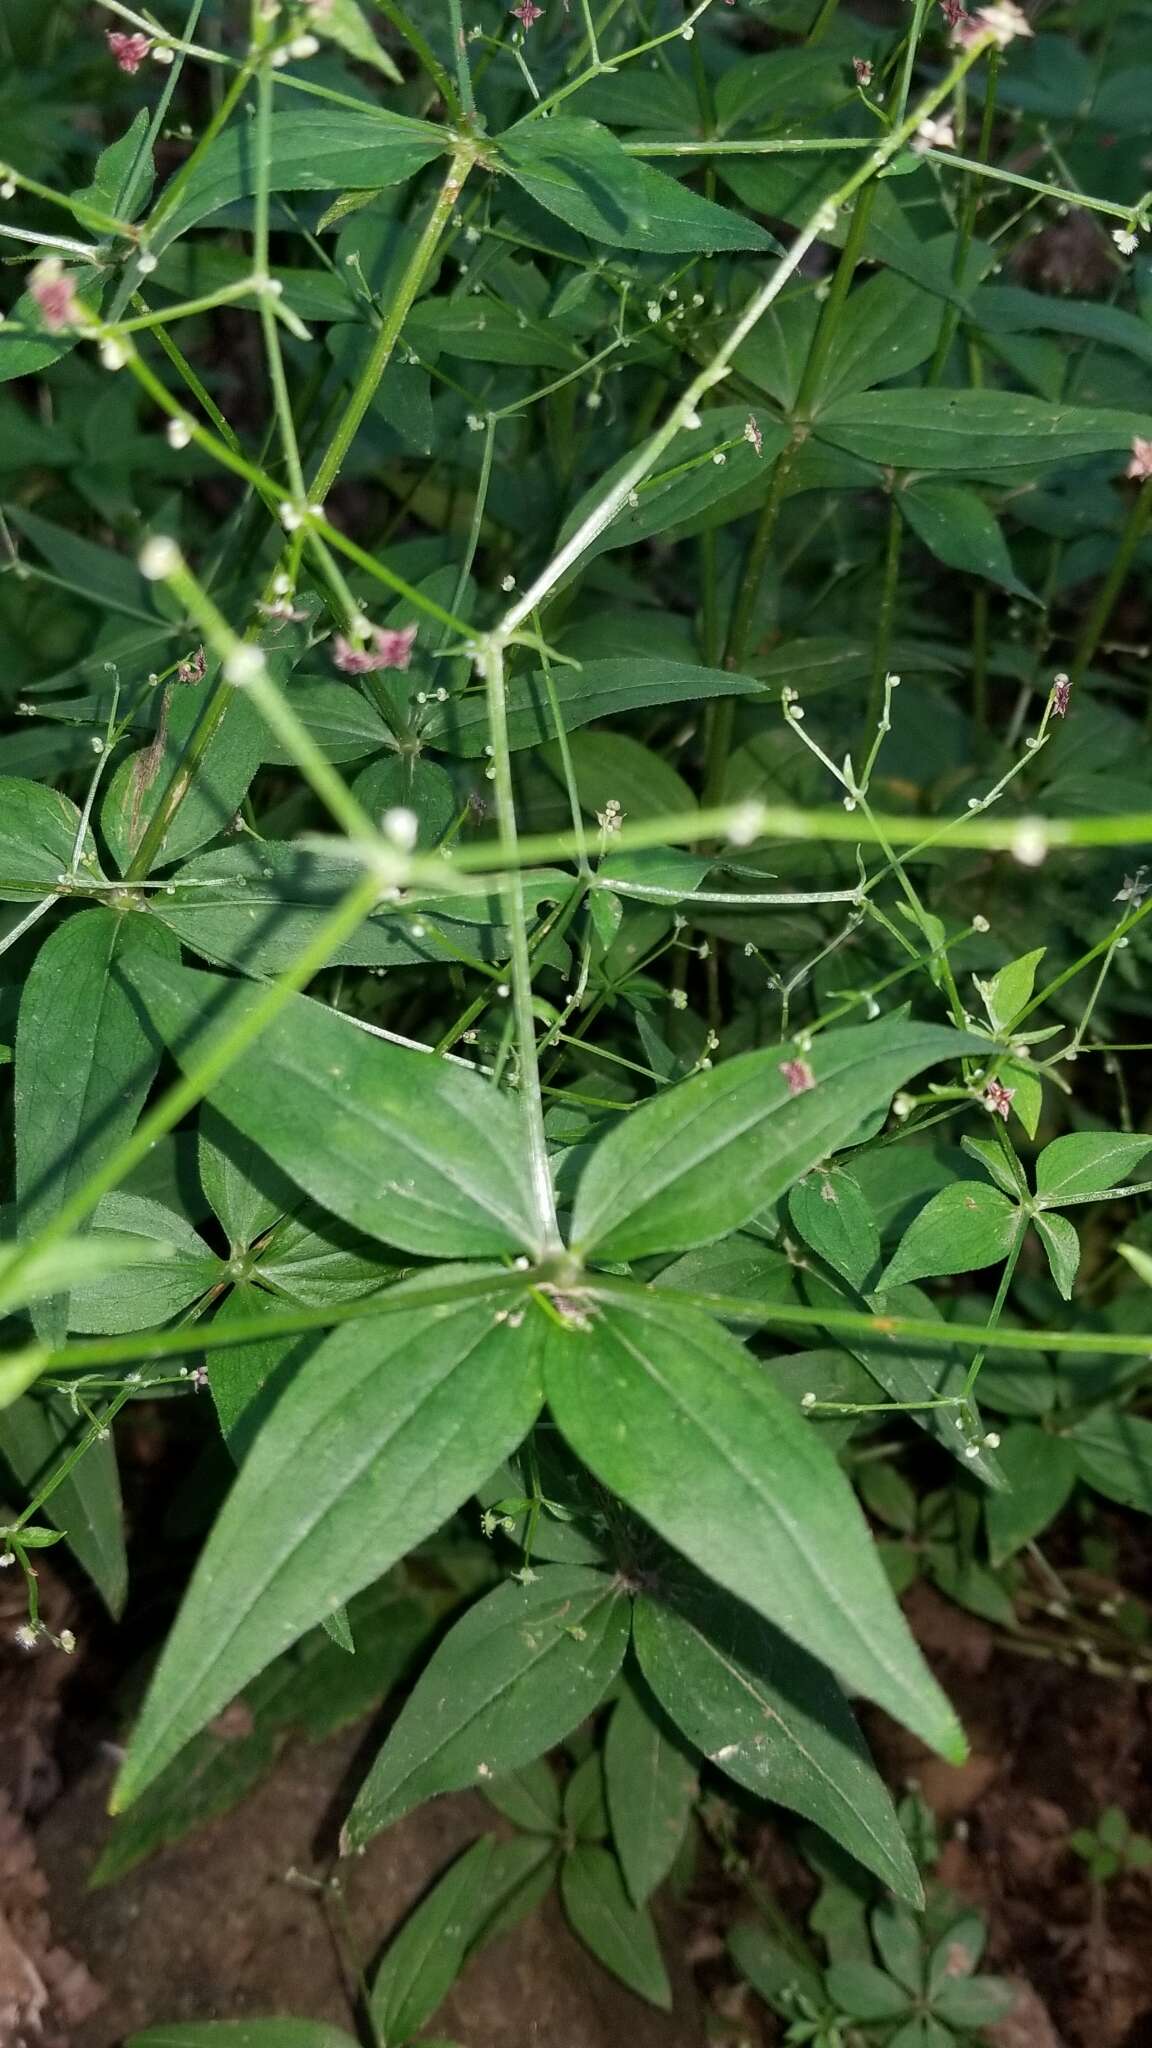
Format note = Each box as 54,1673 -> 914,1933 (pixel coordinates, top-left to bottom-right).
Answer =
1126,436 -> 1152,481
779,1058 -> 815,1096
983,1081 -> 1015,1120
852,57 -> 873,85
940,0 -> 967,23
511,0 -> 543,25
177,645 -> 206,684
744,415 -> 763,456
1050,672 -> 1071,717
29,259 -> 81,332
332,622 -> 418,674
106,30 -> 153,71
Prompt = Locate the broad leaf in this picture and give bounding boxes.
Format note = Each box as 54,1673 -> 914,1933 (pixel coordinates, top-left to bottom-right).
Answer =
816,390 -> 1152,472
0,778 -> 96,901
544,1292 -> 964,1759
500,117 -> 774,252
559,1845 -> 671,2009
902,483 -> 1034,601
422,658 -> 766,757
788,1170 -> 880,1293
1035,1132 -> 1152,1206
370,1837 -> 495,2045
343,1565 -> 629,1846
975,949 -> 1045,1033
66,1192 -> 220,1333
634,1590 -> 920,1902
15,908 -> 178,1341
123,954 -> 543,1259
102,671 -> 267,876
113,1277 -> 546,1808
1070,1409 -> 1152,1513
150,108 -> 445,253
878,1182 -> 1021,1292
571,1020 -> 986,1262
603,1678 -> 697,1907
1034,1210 -> 1080,1301
985,1425 -> 1077,1566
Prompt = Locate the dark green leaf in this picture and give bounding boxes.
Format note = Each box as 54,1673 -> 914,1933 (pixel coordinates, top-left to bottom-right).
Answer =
817,390 -> 1152,472
500,118 -> 774,253
113,1277 -> 546,1808
422,659 -> 765,757
560,1845 -> 671,2009
482,1757 -> 563,1834
150,109 -> 445,253
879,1182 -> 1021,1292
370,1837 -> 495,2045
634,1590 -> 919,1902
123,953 -> 543,1260
545,1292 -> 963,1759
344,1565 -> 629,1846
604,1678 -> 697,1906
1035,1132 -> 1152,1206
15,908 -> 178,1341
788,1170 -> 880,1293
1034,1210 -> 1080,1301
0,778 -> 97,902
571,1019 -> 986,1262
824,1962 -> 912,2022
1070,1409 -> 1152,1513
902,483 -> 1034,600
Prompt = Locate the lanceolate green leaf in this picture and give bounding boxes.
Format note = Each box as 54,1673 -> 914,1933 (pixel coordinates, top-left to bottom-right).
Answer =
571,1020 -> 986,1262
544,1292 -> 963,1760
370,1837 -> 496,2046
1034,1132 -> 1152,1206
0,778 -> 96,900
499,117 -> 775,253
343,1565 -> 630,1847
560,1845 -> 671,2008
15,908 -> 178,1341
1070,1409 -> 1152,1513
123,953 -> 543,1259
113,1275 -> 546,1809
879,1182 -> 1021,1292
150,108 -> 445,253
422,659 -> 766,757
985,1425 -> 1077,1566
603,1679 -> 697,1908
902,482 -> 1034,601
633,1588 -> 920,1903
815,390 -> 1152,472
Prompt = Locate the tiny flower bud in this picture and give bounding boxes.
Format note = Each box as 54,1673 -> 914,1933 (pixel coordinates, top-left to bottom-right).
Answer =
138,534 -> 181,580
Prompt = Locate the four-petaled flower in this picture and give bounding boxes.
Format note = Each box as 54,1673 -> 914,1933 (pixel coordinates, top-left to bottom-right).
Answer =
779,1058 -> 815,1096
852,57 -> 873,85
1115,867 -> 1149,908
332,622 -> 418,674
940,0 -> 967,22
1050,672 -> 1071,717
970,1 -> 1033,46
912,113 -> 956,155
983,1080 -> 1015,1120
511,0 -> 543,26
107,30 -> 153,71
1113,227 -> 1139,256
744,414 -> 763,456
1126,436 -> 1152,481
29,258 -> 81,332
177,645 -> 206,684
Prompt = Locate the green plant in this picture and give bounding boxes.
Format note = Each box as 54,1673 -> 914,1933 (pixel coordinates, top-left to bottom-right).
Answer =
730,1827 -> 1016,2048
1069,1805 -> 1152,1886
3,0 -> 1152,2031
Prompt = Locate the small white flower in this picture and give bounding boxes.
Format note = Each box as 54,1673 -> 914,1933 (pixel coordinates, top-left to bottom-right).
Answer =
1113,227 -> 1140,256
912,113 -> 956,156
99,338 -> 128,370
290,32 -> 320,56
974,1 -> 1033,46
166,416 -> 192,449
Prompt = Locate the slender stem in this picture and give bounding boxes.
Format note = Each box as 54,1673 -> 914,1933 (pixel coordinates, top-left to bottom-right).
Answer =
964,1214 -> 1029,1397
368,0 -> 461,115
866,497 -> 903,730
445,0 -> 475,121
482,641 -> 562,1253
1068,480 -> 1152,687
308,149 -> 473,503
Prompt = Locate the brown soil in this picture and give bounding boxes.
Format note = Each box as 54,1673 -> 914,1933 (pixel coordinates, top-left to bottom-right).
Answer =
3,1571 -> 1151,2048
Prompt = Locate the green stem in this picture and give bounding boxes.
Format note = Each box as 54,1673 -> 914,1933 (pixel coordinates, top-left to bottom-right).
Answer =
445,0 -> 475,121
866,496 -> 903,730
482,640 -> 562,1253
368,0 -> 462,116
1069,479 -> 1152,688
308,148 -> 473,503
964,1213 -> 1029,1398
